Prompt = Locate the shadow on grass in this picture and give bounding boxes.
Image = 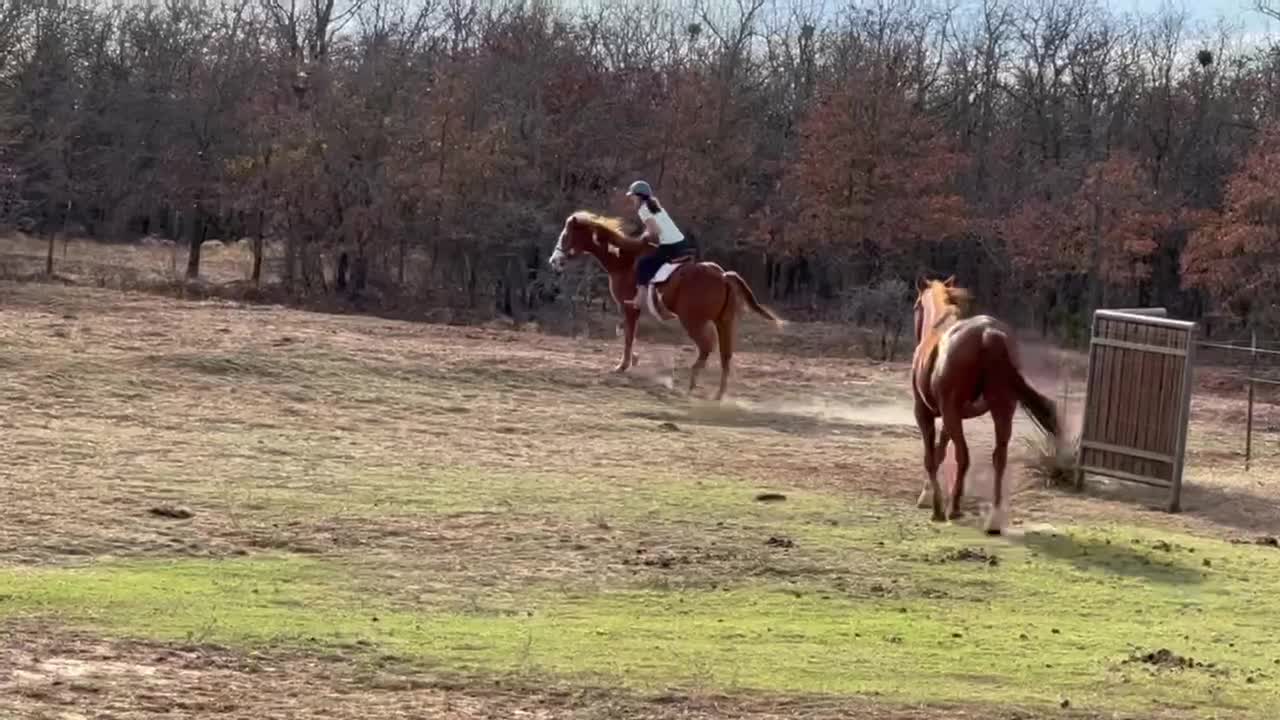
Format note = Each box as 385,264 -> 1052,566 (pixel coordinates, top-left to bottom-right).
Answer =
1012,530 -> 1204,585
1056,472 -> 1280,539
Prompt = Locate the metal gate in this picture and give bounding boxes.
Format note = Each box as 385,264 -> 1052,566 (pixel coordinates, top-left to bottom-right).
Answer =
1074,308 -> 1198,512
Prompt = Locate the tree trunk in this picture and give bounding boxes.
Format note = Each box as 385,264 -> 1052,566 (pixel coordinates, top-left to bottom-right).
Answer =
351,252 -> 368,297
185,206 -> 206,280
1087,192 -> 1103,316
283,231 -> 298,293
465,253 -> 477,308
336,251 -> 349,292
252,210 -> 265,285
398,235 -> 407,286
47,199 -> 70,277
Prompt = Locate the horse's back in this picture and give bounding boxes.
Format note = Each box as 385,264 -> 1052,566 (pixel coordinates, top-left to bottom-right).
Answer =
937,315 -> 1015,361
923,316 -> 999,394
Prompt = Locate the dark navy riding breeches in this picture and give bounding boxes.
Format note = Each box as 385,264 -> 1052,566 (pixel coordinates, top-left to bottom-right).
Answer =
636,240 -> 691,285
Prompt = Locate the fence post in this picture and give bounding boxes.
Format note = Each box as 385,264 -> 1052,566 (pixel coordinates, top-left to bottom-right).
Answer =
1170,332 -> 1198,514
1246,329 -> 1257,471
1073,311 -> 1100,492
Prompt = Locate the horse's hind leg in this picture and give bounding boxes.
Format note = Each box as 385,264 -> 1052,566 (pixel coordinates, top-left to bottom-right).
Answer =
682,318 -> 716,395
986,400 -> 1015,535
713,299 -> 736,401
941,405 -> 970,521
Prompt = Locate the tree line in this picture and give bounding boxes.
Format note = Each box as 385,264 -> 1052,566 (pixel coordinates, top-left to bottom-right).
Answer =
5,0 -> 1280,342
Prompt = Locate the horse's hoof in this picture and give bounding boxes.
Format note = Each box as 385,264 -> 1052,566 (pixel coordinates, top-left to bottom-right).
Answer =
948,509 -> 966,521
612,364 -> 630,373
983,505 -> 1008,534
930,511 -> 947,523
916,492 -> 931,509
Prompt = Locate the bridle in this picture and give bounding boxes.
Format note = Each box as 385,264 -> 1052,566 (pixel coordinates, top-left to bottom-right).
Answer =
549,224 -> 602,270
556,230 -> 578,258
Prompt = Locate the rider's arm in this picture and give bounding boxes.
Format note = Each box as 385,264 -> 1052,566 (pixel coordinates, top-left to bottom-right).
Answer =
637,205 -> 661,246
640,217 -> 662,246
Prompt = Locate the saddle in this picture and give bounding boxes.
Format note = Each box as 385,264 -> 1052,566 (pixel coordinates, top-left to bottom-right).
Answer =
649,255 -> 694,286
642,256 -> 694,322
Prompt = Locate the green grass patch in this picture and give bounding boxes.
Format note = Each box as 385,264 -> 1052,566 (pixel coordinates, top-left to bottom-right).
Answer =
1,523 -> 1278,717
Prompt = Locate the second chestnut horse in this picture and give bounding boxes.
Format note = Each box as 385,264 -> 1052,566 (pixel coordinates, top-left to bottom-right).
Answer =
911,276 -> 1060,534
548,211 -> 783,400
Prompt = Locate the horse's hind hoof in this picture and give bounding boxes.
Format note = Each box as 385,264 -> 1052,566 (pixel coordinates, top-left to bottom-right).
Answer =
930,511 -> 947,523
983,506 -> 1008,535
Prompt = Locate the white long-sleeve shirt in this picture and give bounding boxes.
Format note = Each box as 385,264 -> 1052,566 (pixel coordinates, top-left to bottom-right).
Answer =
638,203 -> 686,245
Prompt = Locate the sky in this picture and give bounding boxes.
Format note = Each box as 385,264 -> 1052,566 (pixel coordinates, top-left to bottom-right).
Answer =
1129,0 -> 1274,32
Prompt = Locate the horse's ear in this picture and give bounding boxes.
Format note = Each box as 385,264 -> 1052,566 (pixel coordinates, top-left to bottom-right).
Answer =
942,275 -> 956,288
566,214 -> 577,227
916,275 -> 929,292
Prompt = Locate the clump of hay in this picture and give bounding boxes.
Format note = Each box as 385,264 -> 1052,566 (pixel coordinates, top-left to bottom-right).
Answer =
1021,432 -> 1080,488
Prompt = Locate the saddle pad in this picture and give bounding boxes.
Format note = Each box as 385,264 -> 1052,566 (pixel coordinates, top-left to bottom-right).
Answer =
652,262 -> 684,284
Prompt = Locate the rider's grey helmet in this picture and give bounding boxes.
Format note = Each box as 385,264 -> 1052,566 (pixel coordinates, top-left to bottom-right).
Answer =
626,180 -> 653,197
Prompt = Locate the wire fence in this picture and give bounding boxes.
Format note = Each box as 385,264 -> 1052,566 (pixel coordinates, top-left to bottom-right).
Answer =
1195,333 -> 1280,470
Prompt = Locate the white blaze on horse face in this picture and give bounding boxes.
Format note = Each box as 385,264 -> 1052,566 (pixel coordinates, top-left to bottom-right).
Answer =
548,229 -> 568,270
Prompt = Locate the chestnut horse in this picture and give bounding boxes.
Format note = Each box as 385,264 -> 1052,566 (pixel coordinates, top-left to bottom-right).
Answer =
548,211 -> 783,399
911,276 -> 1059,534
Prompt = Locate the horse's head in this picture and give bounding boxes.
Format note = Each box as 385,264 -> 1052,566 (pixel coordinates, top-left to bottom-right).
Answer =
914,275 -> 971,342
548,211 -> 629,272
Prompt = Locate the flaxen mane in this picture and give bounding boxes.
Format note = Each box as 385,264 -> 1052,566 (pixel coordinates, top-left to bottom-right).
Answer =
927,281 -> 974,324
943,285 -> 973,314
570,210 -> 650,253
571,211 -> 627,240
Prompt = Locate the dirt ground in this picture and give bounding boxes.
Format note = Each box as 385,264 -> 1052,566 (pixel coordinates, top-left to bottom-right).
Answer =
0,281 -> 1277,719
2,628 -> 1135,720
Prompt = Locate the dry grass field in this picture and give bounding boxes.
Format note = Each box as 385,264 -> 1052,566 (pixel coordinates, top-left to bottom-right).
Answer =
1,238 -> 1280,719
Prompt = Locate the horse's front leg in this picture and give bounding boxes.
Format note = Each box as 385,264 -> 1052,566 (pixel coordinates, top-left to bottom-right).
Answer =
914,402 -> 946,522
941,406 -> 970,521
615,305 -> 640,372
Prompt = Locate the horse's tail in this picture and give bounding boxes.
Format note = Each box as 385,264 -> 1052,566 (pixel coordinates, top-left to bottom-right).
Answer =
1017,377 -> 1059,440
990,331 -> 1059,441
724,271 -> 785,327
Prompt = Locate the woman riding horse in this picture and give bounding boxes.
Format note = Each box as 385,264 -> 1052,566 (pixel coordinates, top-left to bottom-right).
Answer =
547,204 -> 782,400
620,180 -> 694,310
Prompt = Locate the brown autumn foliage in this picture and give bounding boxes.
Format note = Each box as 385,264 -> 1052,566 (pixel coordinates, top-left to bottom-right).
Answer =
785,77 -> 968,268
0,0 -> 1275,337
1005,155 -> 1160,280
1184,122 -> 1280,323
